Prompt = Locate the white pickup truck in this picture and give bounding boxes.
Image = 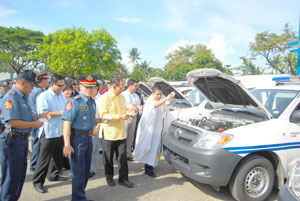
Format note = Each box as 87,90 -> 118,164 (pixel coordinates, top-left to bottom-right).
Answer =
163,68 -> 300,201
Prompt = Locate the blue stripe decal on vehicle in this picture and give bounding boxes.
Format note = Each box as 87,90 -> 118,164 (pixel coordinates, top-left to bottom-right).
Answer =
224,142 -> 300,151
231,145 -> 300,154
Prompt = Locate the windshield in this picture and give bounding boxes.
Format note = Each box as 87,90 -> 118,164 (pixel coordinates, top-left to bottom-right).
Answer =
185,89 -> 205,106
252,89 -> 299,118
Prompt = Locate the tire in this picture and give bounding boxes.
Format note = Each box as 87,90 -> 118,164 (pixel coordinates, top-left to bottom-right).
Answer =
229,155 -> 275,201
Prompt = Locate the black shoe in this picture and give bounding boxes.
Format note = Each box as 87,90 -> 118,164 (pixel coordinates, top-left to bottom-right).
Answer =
118,180 -> 134,188
99,150 -> 102,154
145,171 -> 156,177
127,157 -> 134,161
48,175 -> 68,182
33,184 -> 47,193
88,172 -> 95,178
106,179 -> 116,187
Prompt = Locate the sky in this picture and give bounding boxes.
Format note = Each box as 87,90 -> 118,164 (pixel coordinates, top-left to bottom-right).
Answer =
0,0 -> 299,73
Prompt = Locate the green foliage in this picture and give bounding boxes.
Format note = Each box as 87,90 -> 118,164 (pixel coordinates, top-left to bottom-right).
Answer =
233,56 -> 265,75
164,44 -> 230,80
128,48 -> 141,67
0,26 -> 44,74
31,27 -> 121,76
249,23 -> 298,74
129,66 -> 142,80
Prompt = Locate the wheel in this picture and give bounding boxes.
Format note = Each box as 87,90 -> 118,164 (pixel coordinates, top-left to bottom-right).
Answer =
229,155 -> 275,201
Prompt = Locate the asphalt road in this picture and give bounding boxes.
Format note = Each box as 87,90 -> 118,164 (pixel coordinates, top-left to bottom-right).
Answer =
18,155 -> 279,201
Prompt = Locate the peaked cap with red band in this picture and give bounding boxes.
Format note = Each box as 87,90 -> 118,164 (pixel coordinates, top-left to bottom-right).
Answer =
37,72 -> 49,79
80,75 -> 97,87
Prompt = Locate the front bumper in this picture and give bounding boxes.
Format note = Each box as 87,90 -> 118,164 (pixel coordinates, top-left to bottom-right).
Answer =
163,134 -> 242,186
278,184 -> 299,201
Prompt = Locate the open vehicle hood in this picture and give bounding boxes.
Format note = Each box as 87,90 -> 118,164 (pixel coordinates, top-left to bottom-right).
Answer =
186,68 -> 272,119
137,82 -> 152,97
149,77 -> 193,106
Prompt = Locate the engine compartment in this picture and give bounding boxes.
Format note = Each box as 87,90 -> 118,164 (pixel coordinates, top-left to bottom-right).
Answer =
177,108 -> 266,132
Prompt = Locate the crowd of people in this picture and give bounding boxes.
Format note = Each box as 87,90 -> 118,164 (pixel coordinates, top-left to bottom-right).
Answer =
0,70 -> 175,201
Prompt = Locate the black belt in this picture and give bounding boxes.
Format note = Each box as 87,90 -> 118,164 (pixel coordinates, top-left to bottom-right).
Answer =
74,129 -> 93,136
4,128 -> 30,139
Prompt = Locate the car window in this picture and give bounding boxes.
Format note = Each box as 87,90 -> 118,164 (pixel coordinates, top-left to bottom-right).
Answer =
252,89 -> 299,118
185,89 -> 205,106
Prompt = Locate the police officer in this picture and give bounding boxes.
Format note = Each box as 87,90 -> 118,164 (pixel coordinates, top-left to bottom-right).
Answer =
0,80 -> 9,99
0,70 -> 48,201
28,72 -> 49,171
62,75 -> 97,201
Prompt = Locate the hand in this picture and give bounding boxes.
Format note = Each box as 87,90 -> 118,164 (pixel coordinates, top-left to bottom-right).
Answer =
138,105 -> 144,112
167,93 -> 175,100
64,146 -> 74,159
33,120 -> 44,128
39,111 -> 51,121
120,114 -> 129,120
101,118 -> 110,123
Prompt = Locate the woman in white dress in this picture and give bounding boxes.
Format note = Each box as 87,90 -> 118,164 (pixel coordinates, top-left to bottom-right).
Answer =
133,86 -> 174,177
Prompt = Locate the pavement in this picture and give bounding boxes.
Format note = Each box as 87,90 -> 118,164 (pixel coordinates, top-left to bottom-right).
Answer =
17,154 -> 279,201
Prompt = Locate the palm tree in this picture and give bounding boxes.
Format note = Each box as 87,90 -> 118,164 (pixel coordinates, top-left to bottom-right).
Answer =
139,60 -> 151,81
128,48 -> 141,68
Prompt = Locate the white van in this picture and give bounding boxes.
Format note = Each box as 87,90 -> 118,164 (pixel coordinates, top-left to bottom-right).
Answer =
163,68 -> 300,201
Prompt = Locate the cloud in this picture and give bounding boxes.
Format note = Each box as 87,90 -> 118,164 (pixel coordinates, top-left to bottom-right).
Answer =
166,34 -> 235,64
166,39 -> 198,55
207,34 -> 235,63
121,53 -> 134,73
0,6 -> 16,17
116,17 -> 142,24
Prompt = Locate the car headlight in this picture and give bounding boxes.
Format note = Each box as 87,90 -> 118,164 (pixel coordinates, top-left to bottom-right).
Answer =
193,133 -> 233,149
288,161 -> 300,199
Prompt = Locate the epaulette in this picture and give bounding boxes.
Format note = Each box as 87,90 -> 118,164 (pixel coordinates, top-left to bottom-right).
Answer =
9,91 -> 16,95
72,95 -> 81,100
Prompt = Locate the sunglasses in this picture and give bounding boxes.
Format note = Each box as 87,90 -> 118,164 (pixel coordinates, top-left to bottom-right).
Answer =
56,84 -> 64,88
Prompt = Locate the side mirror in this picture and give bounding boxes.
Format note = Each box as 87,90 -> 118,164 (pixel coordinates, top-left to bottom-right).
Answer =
291,110 -> 300,123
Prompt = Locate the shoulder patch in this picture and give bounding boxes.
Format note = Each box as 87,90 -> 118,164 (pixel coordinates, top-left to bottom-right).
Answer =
9,91 -> 16,95
66,102 -> 72,111
5,100 -> 13,110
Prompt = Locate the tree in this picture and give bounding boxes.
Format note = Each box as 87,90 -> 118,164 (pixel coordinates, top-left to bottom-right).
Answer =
233,56 -> 265,75
128,48 -> 141,68
249,24 -> 298,74
0,26 -> 44,75
31,27 -> 121,76
164,44 -> 230,80
129,66 -> 142,80
139,60 -> 152,81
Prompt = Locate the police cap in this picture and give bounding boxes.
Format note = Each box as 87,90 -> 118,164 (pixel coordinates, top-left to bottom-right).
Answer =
18,70 -> 38,86
79,75 -> 97,87
36,72 -> 49,80
0,80 -> 9,87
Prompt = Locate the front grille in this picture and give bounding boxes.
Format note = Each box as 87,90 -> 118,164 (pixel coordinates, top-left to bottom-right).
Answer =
168,121 -> 202,145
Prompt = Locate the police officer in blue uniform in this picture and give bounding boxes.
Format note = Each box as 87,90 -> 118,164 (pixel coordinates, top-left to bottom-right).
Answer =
28,72 -> 49,171
0,70 -> 47,201
62,75 -> 97,201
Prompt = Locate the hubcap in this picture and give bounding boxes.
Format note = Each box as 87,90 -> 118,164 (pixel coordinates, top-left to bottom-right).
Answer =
244,167 -> 269,198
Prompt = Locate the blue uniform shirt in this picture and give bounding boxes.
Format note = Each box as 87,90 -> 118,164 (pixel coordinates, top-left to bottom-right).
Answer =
37,88 -> 67,138
0,87 -> 33,133
28,86 -> 43,116
62,92 -> 96,131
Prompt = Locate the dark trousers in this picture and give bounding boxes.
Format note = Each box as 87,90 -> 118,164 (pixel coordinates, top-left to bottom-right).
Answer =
145,163 -> 154,173
32,135 -> 64,186
69,134 -> 93,201
30,127 -> 40,171
101,138 -> 128,182
0,132 -> 28,201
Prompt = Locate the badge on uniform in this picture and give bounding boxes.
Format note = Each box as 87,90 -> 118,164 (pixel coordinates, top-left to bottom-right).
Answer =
66,102 -> 72,111
5,100 -> 12,110
83,116 -> 87,120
